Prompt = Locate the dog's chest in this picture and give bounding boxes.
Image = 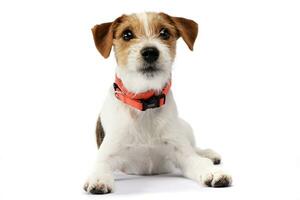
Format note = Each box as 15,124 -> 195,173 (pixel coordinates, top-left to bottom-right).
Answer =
126,108 -> 167,142
115,109 -> 175,174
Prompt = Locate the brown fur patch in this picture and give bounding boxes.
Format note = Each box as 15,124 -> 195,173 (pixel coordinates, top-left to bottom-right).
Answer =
96,116 -> 105,149
92,22 -> 113,58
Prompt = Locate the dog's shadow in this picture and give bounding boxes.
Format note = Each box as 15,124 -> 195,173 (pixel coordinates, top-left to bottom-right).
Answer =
113,172 -> 202,195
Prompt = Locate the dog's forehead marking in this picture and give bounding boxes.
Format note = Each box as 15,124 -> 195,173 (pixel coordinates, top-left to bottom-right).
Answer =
135,13 -> 150,37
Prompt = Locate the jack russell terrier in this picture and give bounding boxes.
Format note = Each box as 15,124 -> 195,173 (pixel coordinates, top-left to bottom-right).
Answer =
84,12 -> 232,194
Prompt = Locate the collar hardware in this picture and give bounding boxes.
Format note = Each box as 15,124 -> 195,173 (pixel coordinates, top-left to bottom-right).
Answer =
140,94 -> 166,111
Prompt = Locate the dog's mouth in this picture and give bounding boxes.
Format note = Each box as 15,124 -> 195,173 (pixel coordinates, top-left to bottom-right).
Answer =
139,64 -> 161,77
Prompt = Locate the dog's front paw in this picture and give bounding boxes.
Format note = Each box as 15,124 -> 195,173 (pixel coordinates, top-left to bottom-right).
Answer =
84,181 -> 112,194
202,170 -> 232,187
84,175 -> 114,194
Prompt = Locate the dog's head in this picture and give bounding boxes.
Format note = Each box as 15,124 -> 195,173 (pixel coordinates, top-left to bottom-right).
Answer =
92,12 -> 198,92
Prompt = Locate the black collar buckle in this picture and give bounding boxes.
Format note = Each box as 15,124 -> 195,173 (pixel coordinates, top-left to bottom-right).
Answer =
140,94 -> 166,111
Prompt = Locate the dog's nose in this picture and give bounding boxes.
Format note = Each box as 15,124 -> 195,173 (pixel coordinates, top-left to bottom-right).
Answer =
141,47 -> 159,63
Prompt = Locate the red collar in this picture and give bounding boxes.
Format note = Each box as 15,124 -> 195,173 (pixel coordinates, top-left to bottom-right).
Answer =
113,76 -> 171,111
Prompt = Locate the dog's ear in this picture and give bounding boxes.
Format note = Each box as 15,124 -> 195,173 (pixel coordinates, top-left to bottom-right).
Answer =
162,14 -> 198,51
91,22 -> 113,58
173,17 -> 198,50
91,16 -> 124,58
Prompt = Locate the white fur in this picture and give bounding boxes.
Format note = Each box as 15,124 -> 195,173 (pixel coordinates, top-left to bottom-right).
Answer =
136,13 -> 150,37
85,13 -> 232,194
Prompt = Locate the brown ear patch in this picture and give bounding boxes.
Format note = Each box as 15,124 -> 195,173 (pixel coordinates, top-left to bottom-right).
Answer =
172,17 -> 198,50
159,13 -> 198,50
92,16 -> 125,58
92,23 -> 113,58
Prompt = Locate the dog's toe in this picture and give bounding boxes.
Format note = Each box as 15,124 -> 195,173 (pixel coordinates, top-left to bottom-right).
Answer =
83,183 -> 89,191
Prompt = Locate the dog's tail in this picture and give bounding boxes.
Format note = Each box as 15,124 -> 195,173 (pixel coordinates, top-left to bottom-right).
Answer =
95,116 -> 105,149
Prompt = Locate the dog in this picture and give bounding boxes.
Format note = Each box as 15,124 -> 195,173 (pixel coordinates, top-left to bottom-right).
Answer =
84,12 -> 232,194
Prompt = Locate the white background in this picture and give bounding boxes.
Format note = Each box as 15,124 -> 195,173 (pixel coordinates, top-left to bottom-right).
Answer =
0,0 -> 300,199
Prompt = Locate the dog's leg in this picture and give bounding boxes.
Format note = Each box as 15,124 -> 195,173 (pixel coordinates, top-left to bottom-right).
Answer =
84,139 -> 121,194
84,116 -> 117,194
84,161 -> 114,194
195,148 -> 222,165
174,149 -> 232,187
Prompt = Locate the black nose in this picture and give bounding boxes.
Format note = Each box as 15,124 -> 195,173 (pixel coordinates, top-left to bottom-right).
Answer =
141,47 -> 159,63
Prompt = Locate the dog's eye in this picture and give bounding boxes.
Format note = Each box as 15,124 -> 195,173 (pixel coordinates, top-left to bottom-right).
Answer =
159,28 -> 170,40
122,30 -> 134,41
